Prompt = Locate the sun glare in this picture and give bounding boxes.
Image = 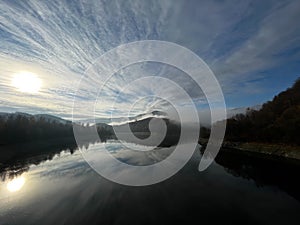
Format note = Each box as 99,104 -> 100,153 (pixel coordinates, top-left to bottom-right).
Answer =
7,176 -> 26,192
11,71 -> 42,93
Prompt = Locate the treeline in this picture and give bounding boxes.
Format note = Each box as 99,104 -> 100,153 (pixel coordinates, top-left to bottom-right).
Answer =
225,78 -> 300,145
0,113 -> 118,145
0,114 -> 74,145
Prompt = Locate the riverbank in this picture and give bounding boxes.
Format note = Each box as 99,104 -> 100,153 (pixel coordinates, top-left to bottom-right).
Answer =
199,138 -> 300,160
222,142 -> 300,160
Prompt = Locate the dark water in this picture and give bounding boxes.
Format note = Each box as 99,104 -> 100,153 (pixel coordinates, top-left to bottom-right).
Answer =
0,141 -> 300,225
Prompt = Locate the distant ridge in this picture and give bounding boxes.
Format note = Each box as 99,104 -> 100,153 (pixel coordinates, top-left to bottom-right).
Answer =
0,112 -> 71,124
0,112 -> 74,145
107,110 -> 168,126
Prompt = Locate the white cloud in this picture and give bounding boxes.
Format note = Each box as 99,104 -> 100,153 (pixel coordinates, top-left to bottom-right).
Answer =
0,0 -> 299,119
212,0 -> 300,90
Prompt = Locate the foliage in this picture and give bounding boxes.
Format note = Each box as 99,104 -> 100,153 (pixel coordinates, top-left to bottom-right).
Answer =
0,114 -> 74,145
225,78 -> 300,145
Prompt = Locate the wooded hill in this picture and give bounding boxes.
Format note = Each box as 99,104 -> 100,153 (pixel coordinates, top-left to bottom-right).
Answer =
225,78 -> 300,145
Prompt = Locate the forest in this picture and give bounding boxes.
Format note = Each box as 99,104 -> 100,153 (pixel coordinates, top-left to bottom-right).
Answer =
224,78 -> 300,145
0,114 -> 74,145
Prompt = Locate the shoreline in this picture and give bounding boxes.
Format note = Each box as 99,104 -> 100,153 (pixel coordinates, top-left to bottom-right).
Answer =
199,138 -> 300,160
223,142 -> 300,160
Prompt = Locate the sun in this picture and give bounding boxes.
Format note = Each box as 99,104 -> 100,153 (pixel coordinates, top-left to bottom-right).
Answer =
11,71 -> 42,93
7,176 -> 26,192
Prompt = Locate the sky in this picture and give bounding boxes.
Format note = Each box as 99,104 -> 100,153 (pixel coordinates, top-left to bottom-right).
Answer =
0,0 -> 299,120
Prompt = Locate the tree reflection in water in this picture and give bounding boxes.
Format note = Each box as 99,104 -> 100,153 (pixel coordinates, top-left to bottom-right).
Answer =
1,140 -> 300,202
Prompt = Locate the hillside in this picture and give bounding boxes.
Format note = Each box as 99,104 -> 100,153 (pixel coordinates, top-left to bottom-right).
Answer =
225,78 -> 300,145
0,113 -> 74,145
0,111 -> 178,147
113,117 -> 181,147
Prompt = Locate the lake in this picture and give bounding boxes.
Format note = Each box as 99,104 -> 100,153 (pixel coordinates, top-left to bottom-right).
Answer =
0,140 -> 300,225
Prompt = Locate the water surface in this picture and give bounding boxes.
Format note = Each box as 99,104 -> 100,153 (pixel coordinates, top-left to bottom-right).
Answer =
0,141 -> 300,225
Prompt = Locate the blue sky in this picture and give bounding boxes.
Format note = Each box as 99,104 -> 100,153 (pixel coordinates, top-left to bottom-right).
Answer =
0,0 -> 299,119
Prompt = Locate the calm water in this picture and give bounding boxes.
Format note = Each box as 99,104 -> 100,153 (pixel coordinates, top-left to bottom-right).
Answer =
0,141 -> 300,225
